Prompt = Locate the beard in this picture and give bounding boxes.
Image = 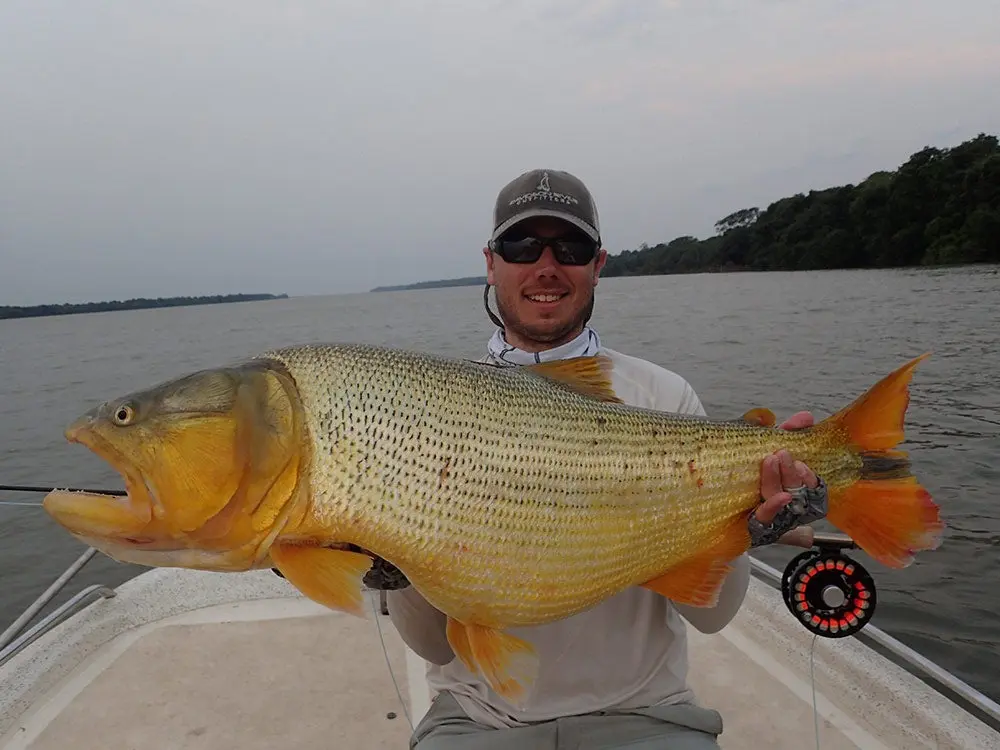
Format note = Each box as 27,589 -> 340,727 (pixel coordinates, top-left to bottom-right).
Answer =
493,288 -> 596,346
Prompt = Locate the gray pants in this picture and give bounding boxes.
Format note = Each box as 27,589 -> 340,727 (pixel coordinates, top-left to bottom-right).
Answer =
410,692 -> 723,750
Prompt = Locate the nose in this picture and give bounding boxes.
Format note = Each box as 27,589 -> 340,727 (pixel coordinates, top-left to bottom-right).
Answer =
532,244 -> 561,275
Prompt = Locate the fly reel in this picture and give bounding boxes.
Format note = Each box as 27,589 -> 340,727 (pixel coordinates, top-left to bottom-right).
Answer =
780,533 -> 876,638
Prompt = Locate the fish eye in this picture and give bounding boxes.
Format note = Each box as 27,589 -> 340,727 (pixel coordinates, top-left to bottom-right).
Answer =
113,403 -> 136,426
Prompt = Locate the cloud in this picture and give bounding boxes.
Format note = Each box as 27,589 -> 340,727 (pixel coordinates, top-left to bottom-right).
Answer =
0,1 -> 998,305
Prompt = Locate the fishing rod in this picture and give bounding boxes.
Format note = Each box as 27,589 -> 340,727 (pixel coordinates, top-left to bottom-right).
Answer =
0,484 -> 126,506
0,484 -> 126,496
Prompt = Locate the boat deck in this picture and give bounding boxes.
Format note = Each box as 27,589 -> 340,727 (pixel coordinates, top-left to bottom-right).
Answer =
1,569 -> 997,750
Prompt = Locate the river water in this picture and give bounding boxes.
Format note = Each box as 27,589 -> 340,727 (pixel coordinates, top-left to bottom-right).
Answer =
1,266 -> 998,702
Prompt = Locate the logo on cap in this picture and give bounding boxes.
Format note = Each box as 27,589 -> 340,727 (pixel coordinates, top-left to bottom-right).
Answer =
508,171 -> 580,209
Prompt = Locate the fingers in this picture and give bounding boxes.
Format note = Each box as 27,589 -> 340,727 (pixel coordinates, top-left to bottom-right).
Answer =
757,454 -> 790,525
777,449 -> 802,490
795,459 -> 819,490
755,492 -> 789,525
756,408 -> 820,527
776,448 -> 820,491
756,449 -> 820,525
779,411 -> 814,431
776,526 -> 815,548
759,454 -> 787,503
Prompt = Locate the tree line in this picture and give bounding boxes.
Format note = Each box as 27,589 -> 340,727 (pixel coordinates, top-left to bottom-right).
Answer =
0,293 -> 288,320
602,133 -> 1000,277
372,276 -> 487,292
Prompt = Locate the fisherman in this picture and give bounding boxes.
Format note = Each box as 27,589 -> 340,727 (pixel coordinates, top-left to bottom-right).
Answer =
385,168 -> 828,749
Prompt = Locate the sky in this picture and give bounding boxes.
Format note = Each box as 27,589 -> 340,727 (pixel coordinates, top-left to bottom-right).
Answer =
2,0 -> 999,306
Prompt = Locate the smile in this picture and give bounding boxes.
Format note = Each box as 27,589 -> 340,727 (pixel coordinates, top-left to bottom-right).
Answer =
526,292 -> 567,303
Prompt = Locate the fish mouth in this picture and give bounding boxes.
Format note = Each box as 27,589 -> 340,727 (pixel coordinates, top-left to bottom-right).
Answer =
42,416 -> 154,544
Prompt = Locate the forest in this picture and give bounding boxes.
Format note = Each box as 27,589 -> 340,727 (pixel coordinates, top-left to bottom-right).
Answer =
602,133 -> 1000,277
0,293 -> 288,320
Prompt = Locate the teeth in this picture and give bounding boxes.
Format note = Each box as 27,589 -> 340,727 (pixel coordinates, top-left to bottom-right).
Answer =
528,294 -> 563,302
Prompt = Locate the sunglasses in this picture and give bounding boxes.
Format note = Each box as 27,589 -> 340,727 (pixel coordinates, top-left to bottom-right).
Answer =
490,235 -> 599,266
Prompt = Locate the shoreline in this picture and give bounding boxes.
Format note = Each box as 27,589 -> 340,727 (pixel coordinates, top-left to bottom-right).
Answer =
0,293 -> 289,321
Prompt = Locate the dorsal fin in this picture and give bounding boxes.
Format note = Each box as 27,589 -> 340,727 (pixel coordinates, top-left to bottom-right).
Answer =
524,355 -> 623,403
740,407 -> 776,427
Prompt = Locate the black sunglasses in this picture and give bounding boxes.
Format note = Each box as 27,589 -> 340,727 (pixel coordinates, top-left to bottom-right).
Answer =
490,235 -> 599,266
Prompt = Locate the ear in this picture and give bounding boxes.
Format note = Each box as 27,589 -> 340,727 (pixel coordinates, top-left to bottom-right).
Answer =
484,246 -> 496,286
592,248 -> 607,285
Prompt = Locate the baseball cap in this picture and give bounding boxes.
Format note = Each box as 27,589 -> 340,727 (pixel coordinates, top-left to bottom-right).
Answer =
490,168 -> 601,245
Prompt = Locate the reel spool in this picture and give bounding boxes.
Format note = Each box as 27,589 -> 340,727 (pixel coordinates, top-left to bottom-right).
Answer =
780,533 -> 877,638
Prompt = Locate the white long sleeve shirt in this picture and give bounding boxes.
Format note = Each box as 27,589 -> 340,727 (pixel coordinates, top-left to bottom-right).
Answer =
387,338 -> 750,729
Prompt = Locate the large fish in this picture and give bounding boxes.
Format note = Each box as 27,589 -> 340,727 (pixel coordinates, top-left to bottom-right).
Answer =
43,344 -> 943,703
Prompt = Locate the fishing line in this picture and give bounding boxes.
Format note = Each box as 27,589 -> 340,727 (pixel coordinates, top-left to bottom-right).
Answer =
0,501 -> 47,507
370,590 -> 415,732
809,632 -> 820,750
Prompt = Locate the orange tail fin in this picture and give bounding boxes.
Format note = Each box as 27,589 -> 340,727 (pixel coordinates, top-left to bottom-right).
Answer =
819,353 -> 944,568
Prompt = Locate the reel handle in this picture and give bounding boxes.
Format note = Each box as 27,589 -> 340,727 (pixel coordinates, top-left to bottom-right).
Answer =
777,526 -> 857,551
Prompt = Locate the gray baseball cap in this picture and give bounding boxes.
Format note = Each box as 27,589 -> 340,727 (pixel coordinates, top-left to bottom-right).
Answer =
490,168 -> 601,244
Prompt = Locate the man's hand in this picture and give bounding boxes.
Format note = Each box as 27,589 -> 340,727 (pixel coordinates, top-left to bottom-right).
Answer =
755,411 -> 819,525
748,411 -> 828,547
274,550 -> 412,590
363,556 -> 412,590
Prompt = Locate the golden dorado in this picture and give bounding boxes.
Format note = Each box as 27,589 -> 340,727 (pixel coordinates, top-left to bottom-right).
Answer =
43,344 -> 943,702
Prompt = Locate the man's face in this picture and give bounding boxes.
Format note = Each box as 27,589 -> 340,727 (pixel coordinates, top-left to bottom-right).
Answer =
484,216 -> 607,352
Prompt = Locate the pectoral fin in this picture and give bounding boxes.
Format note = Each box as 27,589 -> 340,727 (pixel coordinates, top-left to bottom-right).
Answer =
270,544 -> 373,617
446,618 -> 539,705
639,519 -> 750,606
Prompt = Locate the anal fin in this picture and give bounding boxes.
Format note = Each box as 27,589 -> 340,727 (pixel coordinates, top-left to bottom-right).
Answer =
446,618 -> 539,706
270,544 -> 373,617
639,519 -> 750,607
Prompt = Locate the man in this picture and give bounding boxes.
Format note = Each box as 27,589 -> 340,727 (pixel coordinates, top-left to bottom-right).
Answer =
387,168 -> 826,749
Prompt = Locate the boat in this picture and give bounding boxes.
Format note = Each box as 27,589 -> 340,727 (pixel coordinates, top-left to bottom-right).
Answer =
1,536 -> 999,750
